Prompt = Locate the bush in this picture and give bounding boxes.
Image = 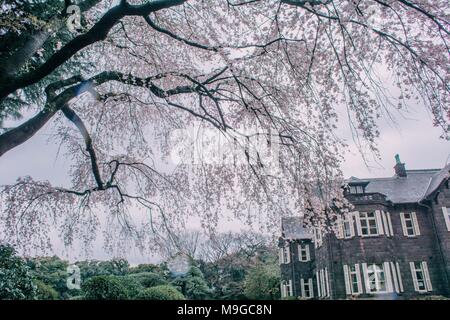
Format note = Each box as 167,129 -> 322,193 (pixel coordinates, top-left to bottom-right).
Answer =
0,244 -> 37,300
82,275 -> 129,300
116,276 -> 143,299
244,265 -> 280,300
136,285 -> 185,300
35,280 -> 59,300
126,272 -> 167,288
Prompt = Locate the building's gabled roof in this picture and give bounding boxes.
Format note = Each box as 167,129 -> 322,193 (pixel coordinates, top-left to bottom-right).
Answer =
346,164 -> 450,204
281,217 -> 313,240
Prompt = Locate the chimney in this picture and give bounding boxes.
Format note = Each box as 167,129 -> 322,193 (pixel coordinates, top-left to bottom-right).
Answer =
394,154 -> 407,177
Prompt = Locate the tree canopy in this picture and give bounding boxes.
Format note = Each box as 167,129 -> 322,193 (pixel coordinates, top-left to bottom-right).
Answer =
0,0 -> 448,253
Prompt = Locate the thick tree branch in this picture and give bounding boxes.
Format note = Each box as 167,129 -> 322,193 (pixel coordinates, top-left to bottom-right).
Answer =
0,0 -> 188,101
61,105 -> 104,190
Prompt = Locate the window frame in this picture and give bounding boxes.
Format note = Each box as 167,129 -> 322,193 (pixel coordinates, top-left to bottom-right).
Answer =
366,263 -> 387,293
298,243 -> 310,262
359,212 -> 379,237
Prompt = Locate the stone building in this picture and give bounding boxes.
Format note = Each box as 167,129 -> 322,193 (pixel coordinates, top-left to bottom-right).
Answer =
279,155 -> 450,299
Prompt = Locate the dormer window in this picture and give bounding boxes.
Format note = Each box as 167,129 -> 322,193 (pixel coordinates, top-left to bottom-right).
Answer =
349,185 -> 364,194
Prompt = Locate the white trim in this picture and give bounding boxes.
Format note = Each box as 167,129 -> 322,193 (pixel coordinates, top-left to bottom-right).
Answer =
400,212 -> 408,236
288,280 -> 293,296
324,267 -> 330,297
383,262 -> 394,293
343,265 -> 351,295
355,211 -> 362,236
422,262 -> 433,292
300,278 -> 305,297
410,262 -> 421,292
395,262 -> 404,292
316,271 -> 321,297
411,212 -> 421,236
375,210 -> 385,235
390,262 -> 400,293
386,212 -> 394,236
354,264 -> 363,294
361,263 -> 371,293
381,211 -> 389,236
308,278 -> 314,298
298,243 -> 310,262
442,207 -> 450,231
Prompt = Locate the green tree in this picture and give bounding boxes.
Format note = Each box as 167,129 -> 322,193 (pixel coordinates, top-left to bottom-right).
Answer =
171,266 -> 212,300
126,272 -> 167,288
244,265 -> 280,300
0,244 -> 37,300
34,279 -> 59,300
82,275 -> 129,300
136,285 -> 185,300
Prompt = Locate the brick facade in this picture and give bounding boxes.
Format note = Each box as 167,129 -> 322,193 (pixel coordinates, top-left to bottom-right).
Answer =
279,162 -> 450,300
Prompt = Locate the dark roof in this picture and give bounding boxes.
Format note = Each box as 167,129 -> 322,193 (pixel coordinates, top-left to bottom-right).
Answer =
346,165 -> 450,204
281,217 -> 313,239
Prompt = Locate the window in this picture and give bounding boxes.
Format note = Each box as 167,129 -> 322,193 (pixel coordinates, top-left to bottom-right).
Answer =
279,245 -> 291,264
343,264 -> 363,295
300,279 -> 314,298
281,280 -> 293,298
343,213 -> 355,238
359,212 -> 379,236
349,265 -> 363,294
298,244 -> 310,262
366,263 -> 386,293
442,207 -> 450,231
410,262 -> 432,292
401,212 -> 420,237
349,185 -> 364,194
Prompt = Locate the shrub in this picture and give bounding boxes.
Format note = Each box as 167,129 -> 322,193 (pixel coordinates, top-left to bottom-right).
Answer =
0,244 -> 37,300
116,276 -> 143,299
136,285 -> 185,300
82,275 -> 129,300
244,265 -> 280,300
35,280 -> 59,300
126,272 -> 167,288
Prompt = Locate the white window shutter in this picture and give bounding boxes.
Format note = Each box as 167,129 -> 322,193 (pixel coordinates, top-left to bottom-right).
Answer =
279,248 -> 284,264
422,262 -> 433,292
355,212 -> 362,236
285,246 -> 291,264
343,265 -> 351,295
386,212 -> 394,236
325,267 -> 330,297
308,279 -> 314,298
298,244 -> 302,262
390,262 -> 400,293
355,264 -> 363,294
376,210 -> 384,235
396,262 -> 404,292
280,282 -> 285,298
288,280 -> 293,296
316,271 -> 321,297
411,212 -> 421,236
383,262 -> 394,293
381,211 -> 389,236
410,262 -> 419,292
401,213 -> 408,236
305,244 -> 311,261
361,263 -> 371,293
442,207 -> 450,231
300,278 -> 305,298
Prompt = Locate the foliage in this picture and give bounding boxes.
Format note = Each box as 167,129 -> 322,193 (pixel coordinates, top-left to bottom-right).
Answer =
28,256 -> 73,299
171,266 -> 212,300
126,272 -> 167,288
0,244 -> 37,300
82,275 -> 129,300
76,259 -> 130,279
34,280 -> 59,300
136,285 -> 185,300
244,265 -> 280,300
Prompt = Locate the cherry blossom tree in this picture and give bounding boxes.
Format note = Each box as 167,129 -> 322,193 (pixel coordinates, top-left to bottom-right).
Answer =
0,0 -> 448,254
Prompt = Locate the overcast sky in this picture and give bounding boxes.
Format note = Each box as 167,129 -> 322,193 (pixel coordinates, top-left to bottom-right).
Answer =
0,101 -> 449,263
